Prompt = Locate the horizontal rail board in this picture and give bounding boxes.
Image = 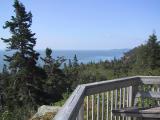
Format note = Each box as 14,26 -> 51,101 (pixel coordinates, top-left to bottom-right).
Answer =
136,91 -> 160,99
113,107 -> 160,118
84,76 -> 140,96
140,76 -> 160,84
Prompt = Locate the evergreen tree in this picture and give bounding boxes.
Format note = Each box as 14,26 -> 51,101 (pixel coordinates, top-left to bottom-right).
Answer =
146,33 -> 160,69
41,48 -> 66,102
68,59 -> 72,68
73,54 -> 79,67
1,0 -> 39,71
1,0 -> 44,107
41,48 -> 53,75
70,55 -> 79,88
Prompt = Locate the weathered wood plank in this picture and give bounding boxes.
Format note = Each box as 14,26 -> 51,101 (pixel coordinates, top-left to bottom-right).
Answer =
136,91 -> 160,99
85,76 -> 140,96
111,91 -> 113,120
86,96 -> 89,120
115,89 -> 118,109
115,89 -> 117,120
132,85 -> 139,107
113,107 -> 160,118
106,92 -> 109,120
54,85 -> 86,120
129,86 -> 132,107
140,76 -> 160,84
92,95 -> 94,120
77,103 -> 84,120
158,87 -> 160,105
119,88 -> 122,120
102,93 -> 104,120
123,88 -> 126,108
127,87 -> 129,107
97,94 -> 100,120
119,88 -> 122,109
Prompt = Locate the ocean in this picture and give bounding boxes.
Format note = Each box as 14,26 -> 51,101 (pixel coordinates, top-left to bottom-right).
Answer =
0,49 -> 129,70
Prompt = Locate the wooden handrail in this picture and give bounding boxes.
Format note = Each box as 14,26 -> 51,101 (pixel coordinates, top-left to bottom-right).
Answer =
54,85 -> 86,120
54,76 -> 160,120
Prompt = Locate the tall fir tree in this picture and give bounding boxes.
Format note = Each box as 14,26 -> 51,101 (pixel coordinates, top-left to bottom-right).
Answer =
68,59 -> 72,68
146,33 -> 160,69
41,48 -> 66,102
70,55 -> 79,89
1,0 -> 45,107
1,0 -> 39,71
73,54 -> 79,67
41,48 -> 54,75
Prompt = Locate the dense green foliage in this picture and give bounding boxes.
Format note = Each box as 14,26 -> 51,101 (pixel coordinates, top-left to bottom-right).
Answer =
1,0 -> 160,119
0,0 -> 66,119
1,0 -> 46,108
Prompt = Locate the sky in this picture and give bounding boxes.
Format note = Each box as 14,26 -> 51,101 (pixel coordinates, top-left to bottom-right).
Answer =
0,0 -> 160,50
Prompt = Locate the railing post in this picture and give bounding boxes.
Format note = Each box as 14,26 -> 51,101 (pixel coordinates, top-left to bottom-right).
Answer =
132,85 -> 139,106
102,93 -> 104,120
86,96 -> 89,120
111,91 -> 113,120
92,95 -> 94,120
129,86 -> 132,107
97,94 -> 100,120
77,102 -> 84,120
123,88 -> 126,108
115,89 -> 118,120
119,88 -> 122,109
127,87 -> 129,107
158,85 -> 160,105
106,92 -> 109,120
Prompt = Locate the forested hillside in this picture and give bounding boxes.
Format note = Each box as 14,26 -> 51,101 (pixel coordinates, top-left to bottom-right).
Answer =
0,0 -> 160,120
64,33 -> 160,89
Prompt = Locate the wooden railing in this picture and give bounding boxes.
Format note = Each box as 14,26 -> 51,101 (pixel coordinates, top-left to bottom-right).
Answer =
54,76 -> 160,120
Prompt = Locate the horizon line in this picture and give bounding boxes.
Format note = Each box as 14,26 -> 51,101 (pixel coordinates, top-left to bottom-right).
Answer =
0,48 -> 131,51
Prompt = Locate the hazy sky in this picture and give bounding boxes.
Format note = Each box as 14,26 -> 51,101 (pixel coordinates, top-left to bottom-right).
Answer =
0,0 -> 160,50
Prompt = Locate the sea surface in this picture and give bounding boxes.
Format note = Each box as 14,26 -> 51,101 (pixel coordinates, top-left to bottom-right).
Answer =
0,49 -> 129,70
